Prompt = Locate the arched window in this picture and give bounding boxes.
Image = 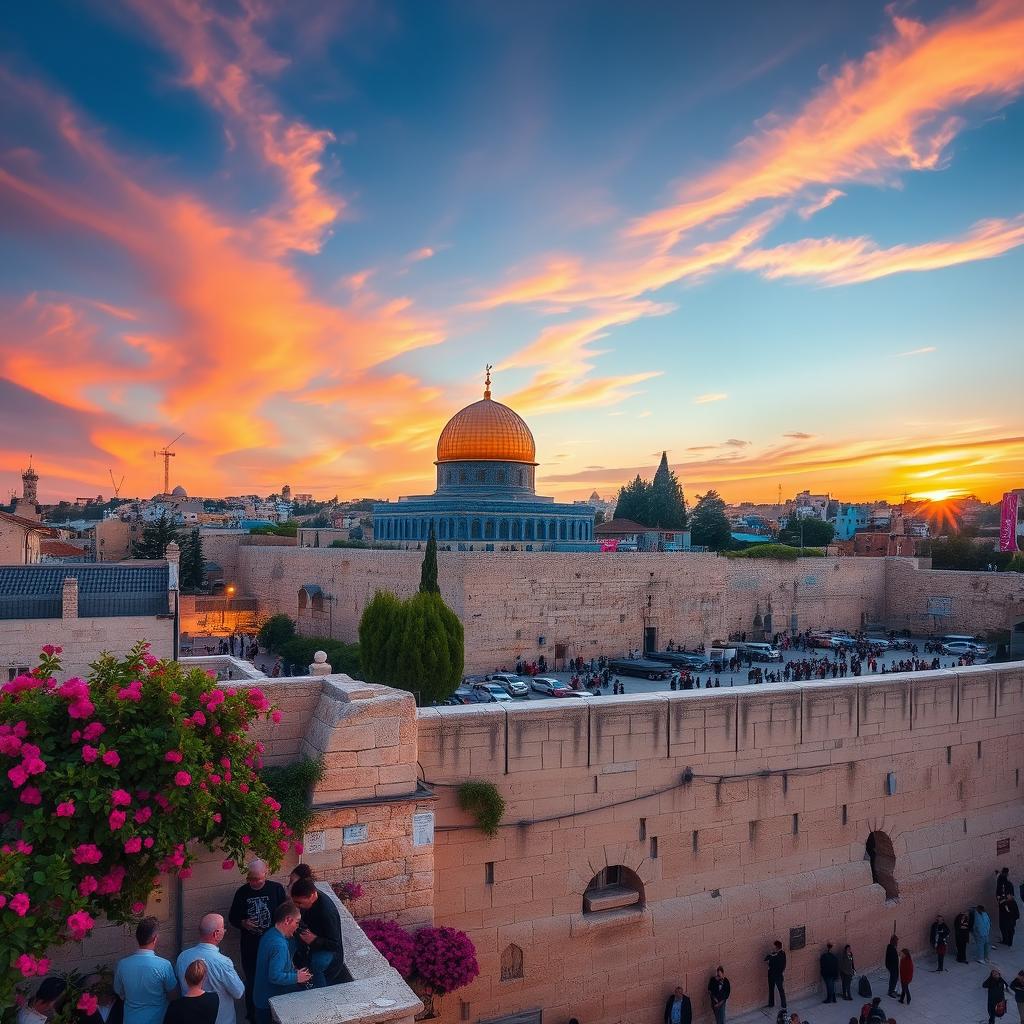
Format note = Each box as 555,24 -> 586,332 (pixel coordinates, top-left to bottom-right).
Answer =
471,519 -> 481,540
446,470 -> 453,485
525,520 -> 534,540
499,520 -> 509,540
511,520 -> 521,540
583,865 -> 645,914
500,943 -> 524,982
866,830 -> 899,901
559,520 -> 567,540
485,519 -> 495,540
537,521 -> 546,540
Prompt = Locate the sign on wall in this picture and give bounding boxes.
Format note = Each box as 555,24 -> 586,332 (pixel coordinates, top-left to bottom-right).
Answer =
412,811 -> 435,847
927,597 -> 953,617
789,926 -> 806,950
997,837 -> 1011,856
303,831 -> 326,855
342,824 -> 369,845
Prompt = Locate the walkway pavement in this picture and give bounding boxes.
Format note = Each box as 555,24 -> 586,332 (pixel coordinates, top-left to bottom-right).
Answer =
730,941 -> 1024,1024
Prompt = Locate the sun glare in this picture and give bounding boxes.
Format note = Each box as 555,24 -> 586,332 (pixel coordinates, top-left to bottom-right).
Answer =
909,488 -> 967,502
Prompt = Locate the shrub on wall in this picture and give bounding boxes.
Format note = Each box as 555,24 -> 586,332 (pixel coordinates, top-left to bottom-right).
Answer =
260,757 -> 324,836
361,919 -> 479,995
0,643 -> 298,1012
725,543 -> 824,560
257,613 -> 297,653
277,637 -> 360,677
457,781 -> 505,836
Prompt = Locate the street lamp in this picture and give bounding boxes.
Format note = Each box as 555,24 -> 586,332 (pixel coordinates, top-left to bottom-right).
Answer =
225,584 -> 235,631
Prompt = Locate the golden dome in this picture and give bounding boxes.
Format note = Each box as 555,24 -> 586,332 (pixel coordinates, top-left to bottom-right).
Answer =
436,393 -> 536,464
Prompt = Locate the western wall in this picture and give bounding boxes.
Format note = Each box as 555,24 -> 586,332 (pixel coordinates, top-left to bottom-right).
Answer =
197,539 -> 1024,669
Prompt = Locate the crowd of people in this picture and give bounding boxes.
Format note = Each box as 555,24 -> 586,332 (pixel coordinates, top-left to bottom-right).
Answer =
17,860 -> 350,1024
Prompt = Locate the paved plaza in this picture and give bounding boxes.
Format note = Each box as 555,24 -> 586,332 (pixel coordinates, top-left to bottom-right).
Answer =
730,940 -> 1024,1024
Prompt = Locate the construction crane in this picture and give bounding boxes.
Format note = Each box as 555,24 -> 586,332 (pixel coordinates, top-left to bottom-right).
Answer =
108,469 -> 125,498
153,432 -> 184,495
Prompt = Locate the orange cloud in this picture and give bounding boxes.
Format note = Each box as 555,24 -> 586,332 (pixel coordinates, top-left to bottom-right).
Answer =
694,393 -> 728,404
739,214 -> 1024,285
630,0 -> 1024,243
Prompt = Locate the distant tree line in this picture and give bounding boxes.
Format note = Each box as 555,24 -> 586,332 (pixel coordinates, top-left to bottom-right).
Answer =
130,512 -> 205,591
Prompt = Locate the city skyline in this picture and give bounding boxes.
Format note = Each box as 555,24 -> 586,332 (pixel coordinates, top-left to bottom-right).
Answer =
2,1 -> 1023,504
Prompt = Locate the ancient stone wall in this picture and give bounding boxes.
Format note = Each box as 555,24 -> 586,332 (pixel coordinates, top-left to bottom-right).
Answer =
418,664 -> 1024,1024
235,548 -> 893,672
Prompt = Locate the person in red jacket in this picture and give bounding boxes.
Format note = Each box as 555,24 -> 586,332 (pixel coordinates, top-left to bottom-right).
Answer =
898,948 -> 914,1004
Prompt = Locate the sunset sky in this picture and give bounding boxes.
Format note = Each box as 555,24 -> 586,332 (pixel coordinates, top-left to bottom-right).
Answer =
2,0 -> 1023,505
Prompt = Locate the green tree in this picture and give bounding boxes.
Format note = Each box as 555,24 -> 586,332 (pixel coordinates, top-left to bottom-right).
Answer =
420,527 -> 439,593
689,490 -> 733,551
277,637 -> 361,677
779,517 -> 835,548
647,451 -> 687,529
258,613 -> 297,653
393,591 -> 463,704
613,474 -> 651,524
358,590 -> 404,684
179,528 -> 205,591
131,511 -> 179,559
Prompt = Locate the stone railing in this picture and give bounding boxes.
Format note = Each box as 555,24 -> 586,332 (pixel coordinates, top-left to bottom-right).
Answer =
269,884 -> 421,1024
179,653 -> 266,679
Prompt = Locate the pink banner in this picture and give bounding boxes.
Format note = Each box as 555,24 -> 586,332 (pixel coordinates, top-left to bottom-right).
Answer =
600,539 -> 619,552
1000,492 -> 1020,552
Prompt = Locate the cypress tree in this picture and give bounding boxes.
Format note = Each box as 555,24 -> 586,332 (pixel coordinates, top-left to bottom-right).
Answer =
419,526 -> 439,593
358,590 -> 403,684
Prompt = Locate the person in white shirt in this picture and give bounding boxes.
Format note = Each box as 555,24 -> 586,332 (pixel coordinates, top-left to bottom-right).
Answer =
18,978 -> 66,1024
176,913 -> 246,1024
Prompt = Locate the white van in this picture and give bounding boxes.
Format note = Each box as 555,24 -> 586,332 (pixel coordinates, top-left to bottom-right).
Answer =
742,642 -> 783,662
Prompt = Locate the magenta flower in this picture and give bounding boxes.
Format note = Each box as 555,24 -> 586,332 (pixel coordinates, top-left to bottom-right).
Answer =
56,800 -> 76,817
20,786 -> 41,805
102,749 -> 120,767
6,764 -> 28,788
81,744 -> 99,763
77,994 -> 99,1015
66,910 -> 96,940
0,734 -> 22,756
68,698 -> 96,718
96,866 -> 125,895
413,926 -> 480,994
132,901 -> 146,914
14,954 -> 39,978
134,806 -> 152,824
73,843 -> 102,865
124,837 -> 142,854
361,919 -> 416,978
174,770 -> 192,787
9,893 -> 30,917
82,721 -> 105,741
108,810 -> 127,830
164,750 -> 183,763
271,710 -> 282,724
221,858 -> 235,870
21,756 -> 46,776
111,789 -> 132,806
78,875 -> 98,897
41,644 -> 62,656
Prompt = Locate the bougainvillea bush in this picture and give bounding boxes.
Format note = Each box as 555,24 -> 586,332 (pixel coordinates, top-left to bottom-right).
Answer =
0,643 -> 300,1012
362,920 -> 479,995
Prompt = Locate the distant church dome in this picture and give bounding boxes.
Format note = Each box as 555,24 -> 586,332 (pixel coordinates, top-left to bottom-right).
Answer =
436,375 -> 536,465
171,485 -> 188,497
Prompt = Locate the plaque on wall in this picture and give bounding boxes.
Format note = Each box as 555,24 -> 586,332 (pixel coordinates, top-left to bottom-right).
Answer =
789,926 -> 806,951
997,837 -> 1011,855
412,811 -> 435,847
343,824 -> 369,845
303,830 -> 326,855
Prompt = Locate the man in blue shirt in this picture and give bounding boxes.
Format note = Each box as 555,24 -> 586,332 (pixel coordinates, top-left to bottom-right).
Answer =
113,917 -> 177,1024
253,901 -> 312,1024
176,913 -> 246,1024
663,986 -> 692,1024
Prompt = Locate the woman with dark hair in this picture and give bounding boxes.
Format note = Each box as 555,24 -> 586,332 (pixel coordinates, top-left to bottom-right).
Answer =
288,863 -> 314,889
983,968 -> 1008,1024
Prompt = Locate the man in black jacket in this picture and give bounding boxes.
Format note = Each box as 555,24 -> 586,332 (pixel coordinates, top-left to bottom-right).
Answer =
884,935 -> 900,997
930,914 -> 951,971
765,940 -> 787,1011
290,878 -> 354,987
707,967 -> 730,1024
663,986 -> 692,1024
820,941 -> 839,1003
228,859 -> 287,1023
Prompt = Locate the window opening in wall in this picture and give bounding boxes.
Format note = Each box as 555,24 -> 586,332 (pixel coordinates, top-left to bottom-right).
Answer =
500,943 -> 524,982
748,821 -> 756,843
692,830 -> 699,852
650,837 -> 658,859
639,818 -> 646,841
842,804 -> 848,826
865,830 -> 899,901
485,862 -> 494,885
946,745 -> 952,764
792,813 -> 799,835
583,865 -> 644,914
977,740 -> 982,759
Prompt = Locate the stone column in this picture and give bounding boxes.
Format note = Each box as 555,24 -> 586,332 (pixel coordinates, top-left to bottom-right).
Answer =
165,541 -> 180,613
309,650 -> 332,676
61,576 -> 78,620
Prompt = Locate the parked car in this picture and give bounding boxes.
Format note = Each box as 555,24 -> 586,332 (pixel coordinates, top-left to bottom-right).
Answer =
607,657 -> 673,680
741,642 -> 783,661
447,686 -> 493,705
530,676 -> 577,697
471,681 -> 514,701
941,640 -> 988,657
564,688 -> 598,698
488,672 -> 532,697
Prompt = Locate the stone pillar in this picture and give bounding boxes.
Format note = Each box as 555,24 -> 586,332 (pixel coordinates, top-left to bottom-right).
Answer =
61,576 -> 78,619
165,541 -> 180,613
309,650 -> 332,676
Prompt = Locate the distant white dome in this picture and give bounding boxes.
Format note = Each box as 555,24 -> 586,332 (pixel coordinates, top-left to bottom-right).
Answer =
171,485 -> 188,497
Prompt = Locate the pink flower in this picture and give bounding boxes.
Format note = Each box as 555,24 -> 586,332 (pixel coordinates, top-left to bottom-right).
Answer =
188,710 -> 206,727
169,692 -> 181,704
68,698 -> 96,719
108,810 -> 127,830
144,837 -> 154,848
278,839 -> 290,853
247,687 -> 269,711
222,858 -> 235,870
124,837 -> 142,854
9,892 -> 30,917
212,725 -> 222,736
102,749 -> 120,767
0,895 -> 6,908
14,839 -> 32,855
56,800 -> 76,817
73,843 -> 102,865
82,722 -> 105,741
111,789 -> 132,806
293,840 -> 305,855
209,773 -> 222,785
212,813 -> 222,823
116,680 -> 143,702
70,730 -> 81,743
6,764 -> 28,788
21,756 -> 46,776
238,783 -> 249,793
132,901 -> 146,914
96,866 -> 125,895
66,910 -> 95,940
174,770 -> 192,787
82,745 -> 99,763
142,653 -> 158,668
20,787 -> 41,805
14,954 -> 38,978
178,867 -> 193,879
241,834 -> 251,844
164,750 -> 183,763
271,709 -> 282,723
35,957 -> 50,975
0,734 -> 22,756
77,994 -> 99,1015
133,806 -> 152,824
41,644 -> 61,656
78,875 -> 98,897
220,757 -> 231,769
